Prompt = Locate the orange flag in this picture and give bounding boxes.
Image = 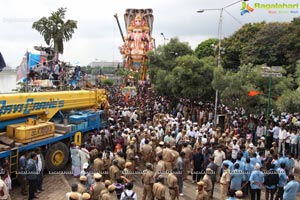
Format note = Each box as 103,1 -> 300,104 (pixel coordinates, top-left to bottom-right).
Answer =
248,90 -> 261,97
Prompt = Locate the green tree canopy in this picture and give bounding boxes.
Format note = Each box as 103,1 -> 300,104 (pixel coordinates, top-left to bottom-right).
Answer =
195,38 -> 218,60
242,22 -> 289,66
221,22 -> 265,70
148,38 -> 214,100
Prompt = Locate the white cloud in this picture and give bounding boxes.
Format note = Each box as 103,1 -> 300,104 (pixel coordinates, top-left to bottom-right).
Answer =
0,0 -> 298,67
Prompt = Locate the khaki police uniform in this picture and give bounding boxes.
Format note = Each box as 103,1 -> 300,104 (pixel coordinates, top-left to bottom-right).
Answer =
202,174 -> 212,194
93,158 -> 104,173
155,146 -> 163,157
90,182 -> 105,200
142,144 -> 153,164
103,157 -> 112,180
116,155 -> 125,170
154,160 -> 166,179
162,148 -> 175,171
220,168 -> 230,200
101,192 -> 117,200
142,169 -> 155,200
153,182 -> 166,200
167,173 -> 178,200
182,146 -> 192,180
100,189 -> 108,200
109,164 -> 121,183
78,182 -> 87,194
171,148 -> 179,167
126,147 -> 135,162
195,189 -> 209,200
169,137 -> 176,147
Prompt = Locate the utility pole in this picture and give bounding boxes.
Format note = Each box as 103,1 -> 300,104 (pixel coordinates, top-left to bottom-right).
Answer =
261,66 -> 282,132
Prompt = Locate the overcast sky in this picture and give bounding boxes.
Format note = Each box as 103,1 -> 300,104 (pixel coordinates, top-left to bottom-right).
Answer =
0,0 -> 298,67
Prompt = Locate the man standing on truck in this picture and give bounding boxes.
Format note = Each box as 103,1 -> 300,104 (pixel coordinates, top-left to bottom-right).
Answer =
53,61 -> 60,86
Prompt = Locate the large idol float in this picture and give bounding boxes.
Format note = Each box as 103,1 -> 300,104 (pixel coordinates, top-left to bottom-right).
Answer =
116,9 -> 154,81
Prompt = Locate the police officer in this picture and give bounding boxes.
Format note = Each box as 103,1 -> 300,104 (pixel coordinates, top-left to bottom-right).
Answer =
90,173 -> 105,200
142,163 -> 154,200
195,181 -> 209,200
153,175 -> 166,200
102,185 -> 118,200
78,176 -> 88,194
167,171 -> 178,200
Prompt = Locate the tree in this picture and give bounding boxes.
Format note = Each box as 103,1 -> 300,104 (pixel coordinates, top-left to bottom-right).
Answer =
221,22 -> 265,70
32,8 -> 77,55
102,79 -> 114,86
242,22 -> 289,66
148,37 -> 193,72
280,18 -> 300,64
195,38 -> 218,60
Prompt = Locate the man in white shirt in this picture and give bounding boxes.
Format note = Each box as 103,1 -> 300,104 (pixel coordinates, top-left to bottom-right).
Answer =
158,125 -> 164,139
120,182 -> 137,200
271,123 -> 280,144
199,109 -> 204,125
278,127 -> 288,154
36,147 -> 44,192
187,127 -> 195,138
194,127 -> 200,138
285,130 -> 291,154
256,123 -> 265,142
231,138 -> 240,163
290,130 -> 299,157
79,148 -> 90,170
139,134 -> 146,152
176,131 -> 182,144
53,61 -> 60,85
213,145 -> 225,182
91,130 -> 101,147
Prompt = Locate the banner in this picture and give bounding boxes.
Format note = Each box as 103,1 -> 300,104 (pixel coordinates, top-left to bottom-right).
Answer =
28,53 -> 40,70
16,57 -> 28,82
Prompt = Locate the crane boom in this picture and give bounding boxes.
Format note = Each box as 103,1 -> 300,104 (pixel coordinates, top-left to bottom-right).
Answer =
0,89 -> 107,122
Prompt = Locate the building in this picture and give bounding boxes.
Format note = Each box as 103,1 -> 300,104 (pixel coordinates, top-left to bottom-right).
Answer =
88,60 -> 122,68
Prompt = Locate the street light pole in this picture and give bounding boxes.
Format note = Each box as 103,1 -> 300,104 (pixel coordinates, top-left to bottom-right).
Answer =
160,33 -> 169,45
197,0 -> 244,127
214,8 -> 223,127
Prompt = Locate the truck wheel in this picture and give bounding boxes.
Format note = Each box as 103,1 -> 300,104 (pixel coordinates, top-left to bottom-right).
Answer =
45,142 -> 69,171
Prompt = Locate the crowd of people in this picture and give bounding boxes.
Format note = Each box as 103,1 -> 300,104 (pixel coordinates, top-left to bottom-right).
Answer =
63,86 -> 300,200
28,61 -> 86,89
2,85 -> 300,200
0,147 -> 46,200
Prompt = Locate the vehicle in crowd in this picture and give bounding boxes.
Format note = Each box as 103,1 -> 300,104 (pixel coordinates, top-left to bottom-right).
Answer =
0,89 -> 108,179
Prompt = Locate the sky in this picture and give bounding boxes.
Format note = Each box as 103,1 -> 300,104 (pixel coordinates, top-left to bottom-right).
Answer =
0,0 -> 299,68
